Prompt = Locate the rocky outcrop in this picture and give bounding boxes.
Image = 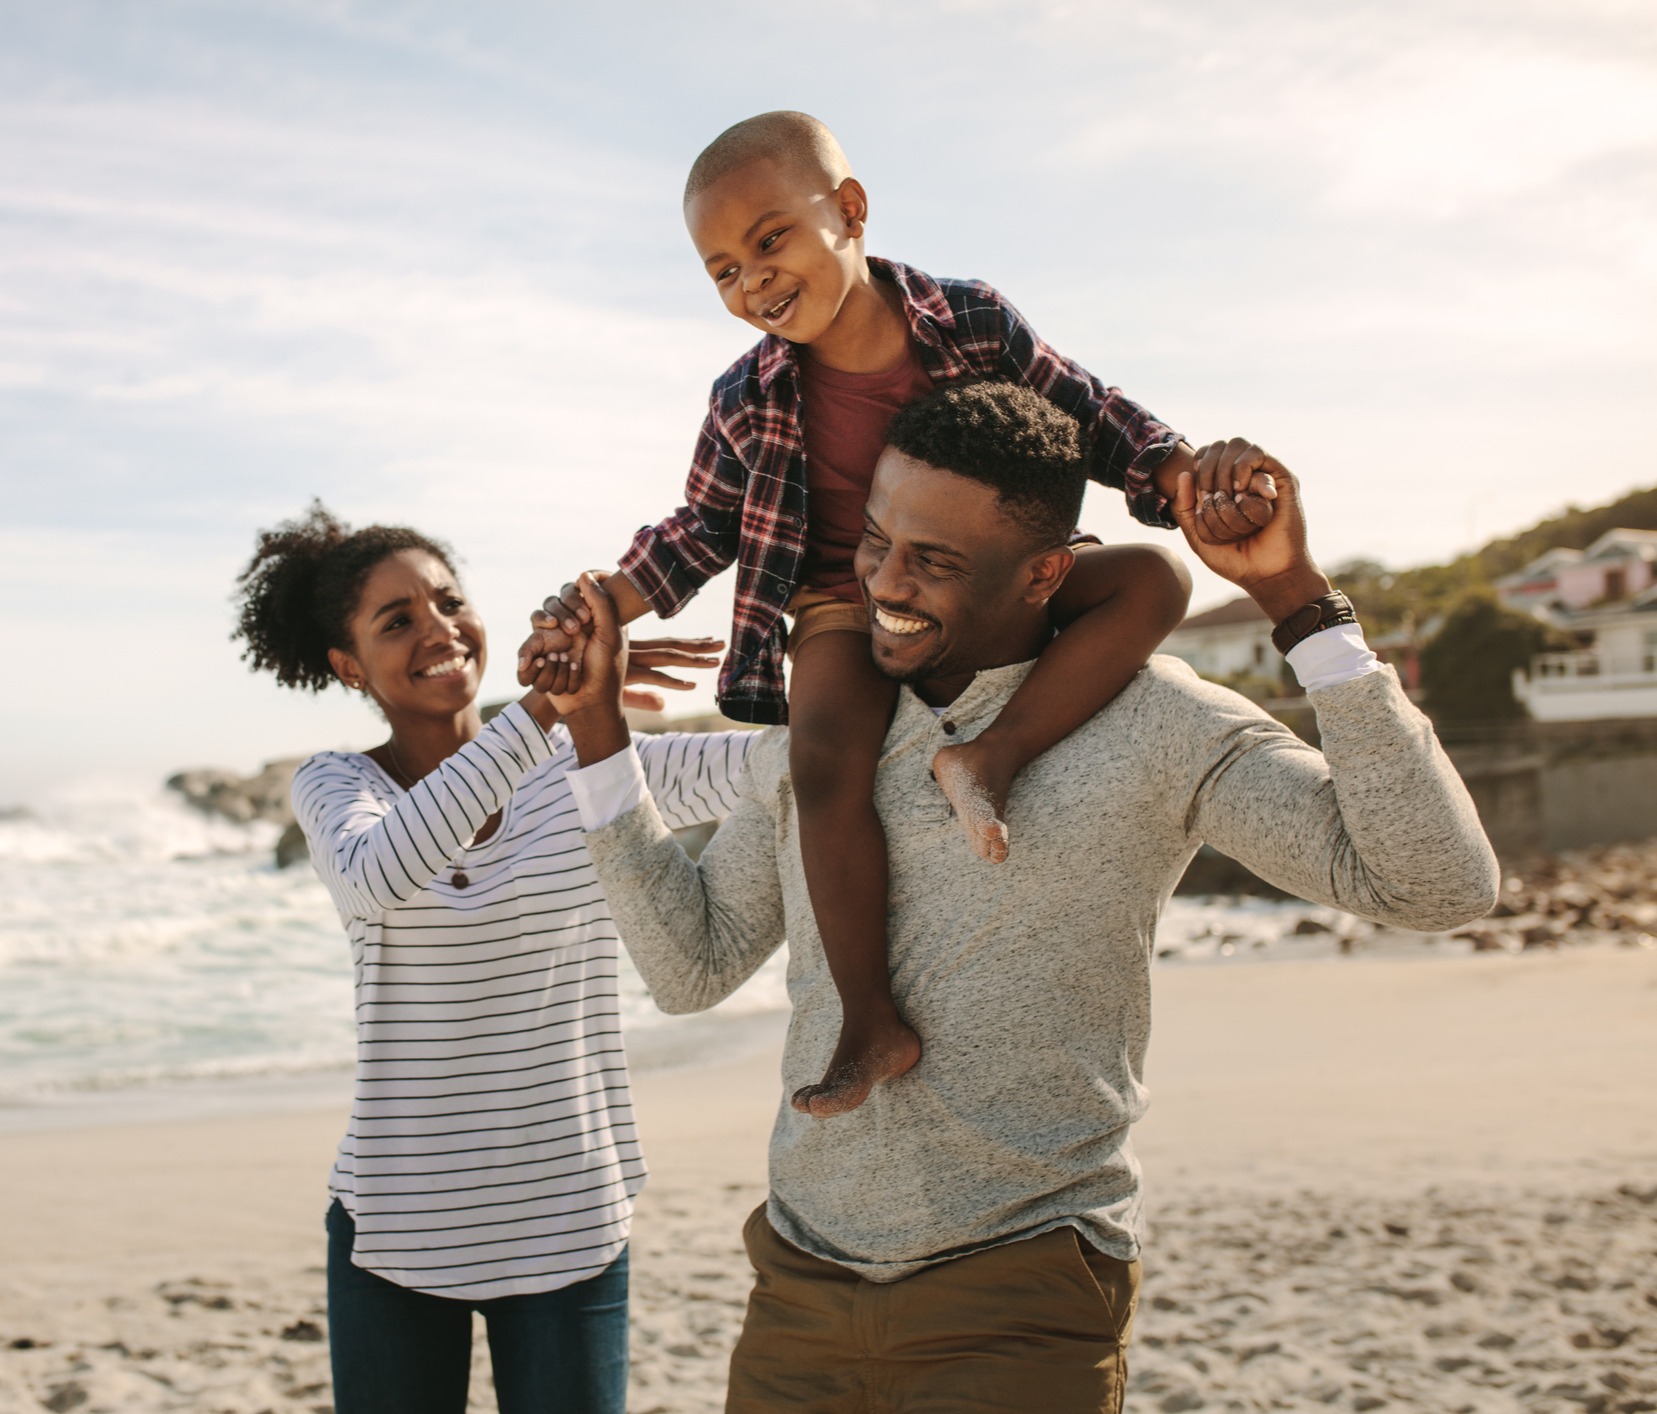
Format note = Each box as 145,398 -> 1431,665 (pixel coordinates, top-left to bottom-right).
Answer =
167,760 -> 305,861
274,822 -> 310,870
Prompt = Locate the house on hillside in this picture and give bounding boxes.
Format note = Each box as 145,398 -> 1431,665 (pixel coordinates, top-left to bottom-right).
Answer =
1496,529 -> 1657,616
1161,596 -> 1276,681
1504,529 -> 1657,721
1515,589 -> 1657,721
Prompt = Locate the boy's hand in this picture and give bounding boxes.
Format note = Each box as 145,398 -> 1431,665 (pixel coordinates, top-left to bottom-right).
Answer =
518,619 -> 721,707
1171,446 -> 1332,622
517,613 -> 589,692
517,582 -> 594,677
548,574 -> 631,765
516,568 -> 660,688
1159,439 -> 1277,543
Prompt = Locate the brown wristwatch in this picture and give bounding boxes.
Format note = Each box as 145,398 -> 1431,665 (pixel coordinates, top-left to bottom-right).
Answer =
1271,591 -> 1358,656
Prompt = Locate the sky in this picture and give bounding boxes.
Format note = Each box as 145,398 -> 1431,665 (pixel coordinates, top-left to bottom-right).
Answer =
3,0 -> 1654,801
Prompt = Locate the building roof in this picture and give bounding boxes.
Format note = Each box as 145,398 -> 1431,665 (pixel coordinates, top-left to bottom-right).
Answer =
1176,595 -> 1270,630
1552,587 -> 1657,631
1582,528 -> 1657,562
1497,545 -> 1583,588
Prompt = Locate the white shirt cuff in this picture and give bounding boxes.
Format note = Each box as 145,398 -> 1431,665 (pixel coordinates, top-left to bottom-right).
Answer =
565,744 -> 647,831
1284,622 -> 1383,693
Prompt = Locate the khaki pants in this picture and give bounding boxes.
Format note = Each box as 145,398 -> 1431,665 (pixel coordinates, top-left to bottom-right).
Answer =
727,1206 -> 1140,1413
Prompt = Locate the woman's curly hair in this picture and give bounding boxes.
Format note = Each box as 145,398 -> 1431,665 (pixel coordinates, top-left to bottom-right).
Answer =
232,501 -> 458,692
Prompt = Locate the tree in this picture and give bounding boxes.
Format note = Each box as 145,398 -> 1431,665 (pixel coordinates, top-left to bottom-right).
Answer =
1419,594 -> 1572,725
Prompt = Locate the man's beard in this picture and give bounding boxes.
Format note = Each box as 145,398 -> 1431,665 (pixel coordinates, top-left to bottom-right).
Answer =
871,634 -> 950,685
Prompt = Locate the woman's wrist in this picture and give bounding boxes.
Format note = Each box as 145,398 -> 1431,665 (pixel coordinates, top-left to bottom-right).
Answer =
518,689 -> 562,733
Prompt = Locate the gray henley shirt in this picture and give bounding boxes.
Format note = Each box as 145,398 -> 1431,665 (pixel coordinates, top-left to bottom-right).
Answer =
580,656 -> 1498,1280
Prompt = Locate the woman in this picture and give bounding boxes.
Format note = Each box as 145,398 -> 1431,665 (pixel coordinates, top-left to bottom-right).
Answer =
233,503 -> 749,1414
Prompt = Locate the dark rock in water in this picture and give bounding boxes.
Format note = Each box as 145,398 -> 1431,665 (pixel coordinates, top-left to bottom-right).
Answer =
167,759 -> 304,828
1292,917 -> 1333,935
167,767 -> 250,819
275,822 -> 310,870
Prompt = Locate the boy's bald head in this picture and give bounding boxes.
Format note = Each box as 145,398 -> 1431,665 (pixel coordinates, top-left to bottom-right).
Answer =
684,111 -> 852,206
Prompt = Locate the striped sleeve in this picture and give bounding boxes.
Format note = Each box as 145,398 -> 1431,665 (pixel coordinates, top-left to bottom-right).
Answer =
634,730 -> 753,831
292,702 -> 556,921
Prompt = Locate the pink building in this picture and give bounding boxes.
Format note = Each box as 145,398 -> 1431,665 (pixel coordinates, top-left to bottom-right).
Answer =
1496,530 -> 1657,615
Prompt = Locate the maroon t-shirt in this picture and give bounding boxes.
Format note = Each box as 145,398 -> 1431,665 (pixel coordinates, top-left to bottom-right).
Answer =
797,341 -> 936,602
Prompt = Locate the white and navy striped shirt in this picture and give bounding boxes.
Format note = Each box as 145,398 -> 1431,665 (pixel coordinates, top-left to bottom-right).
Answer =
293,703 -> 750,1299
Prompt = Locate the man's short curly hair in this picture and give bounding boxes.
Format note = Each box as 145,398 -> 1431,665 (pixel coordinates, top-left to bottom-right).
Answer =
231,500 -> 457,692
884,381 -> 1085,550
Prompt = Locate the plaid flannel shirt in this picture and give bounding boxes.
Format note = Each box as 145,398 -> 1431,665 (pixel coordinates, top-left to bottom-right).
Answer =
619,257 -> 1182,724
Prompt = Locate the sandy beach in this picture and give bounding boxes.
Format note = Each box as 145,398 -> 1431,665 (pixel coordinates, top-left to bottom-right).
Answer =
2,946 -> 1653,1414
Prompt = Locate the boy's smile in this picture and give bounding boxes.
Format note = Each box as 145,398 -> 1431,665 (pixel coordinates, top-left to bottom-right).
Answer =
685,157 -> 908,373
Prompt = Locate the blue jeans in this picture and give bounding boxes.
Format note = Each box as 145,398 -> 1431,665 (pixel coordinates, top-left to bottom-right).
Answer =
326,1200 -> 629,1414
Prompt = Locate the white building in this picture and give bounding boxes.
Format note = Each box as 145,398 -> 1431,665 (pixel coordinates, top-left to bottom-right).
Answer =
1162,596 -> 1276,680
1513,587 -> 1657,723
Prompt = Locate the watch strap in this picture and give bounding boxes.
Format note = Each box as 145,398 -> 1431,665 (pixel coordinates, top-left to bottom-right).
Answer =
1271,591 -> 1358,656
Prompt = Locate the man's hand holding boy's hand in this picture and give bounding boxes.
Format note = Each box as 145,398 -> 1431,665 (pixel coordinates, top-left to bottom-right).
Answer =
1170,442 -> 1332,624
517,568 -> 662,691
516,589 -> 723,715
546,573 -> 635,766
1156,439 -> 1277,543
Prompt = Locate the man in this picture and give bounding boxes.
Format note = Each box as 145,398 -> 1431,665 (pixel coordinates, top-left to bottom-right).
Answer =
547,381 -> 1498,1412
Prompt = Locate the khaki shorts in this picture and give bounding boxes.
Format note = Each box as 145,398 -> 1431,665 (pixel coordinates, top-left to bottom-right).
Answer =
726,1205 -> 1140,1413
786,585 -> 870,660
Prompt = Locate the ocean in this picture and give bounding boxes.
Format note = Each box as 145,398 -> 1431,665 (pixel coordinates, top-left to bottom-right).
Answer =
0,780 -> 1459,1127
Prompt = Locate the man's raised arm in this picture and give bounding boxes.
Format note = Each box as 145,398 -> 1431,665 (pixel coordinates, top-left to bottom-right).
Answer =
1161,446 -> 1500,931
552,575 -> 788,1015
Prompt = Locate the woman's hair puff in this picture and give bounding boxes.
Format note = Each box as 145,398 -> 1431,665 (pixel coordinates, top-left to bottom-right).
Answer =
232,500 -> 457,692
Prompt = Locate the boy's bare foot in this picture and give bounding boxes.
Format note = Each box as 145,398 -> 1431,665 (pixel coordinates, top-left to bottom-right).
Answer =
932,738 -> 1015,863
791,1011 -> 921,1118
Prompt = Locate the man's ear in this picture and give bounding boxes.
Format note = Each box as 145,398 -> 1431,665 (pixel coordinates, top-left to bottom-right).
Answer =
1025,544 -> 1076,607
328,646 -> 366,693
836,178 -> 869,239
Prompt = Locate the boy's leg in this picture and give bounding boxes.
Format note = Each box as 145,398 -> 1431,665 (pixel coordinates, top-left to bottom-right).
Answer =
787,625 -> 917,1117
325,1200 -> 474,1414
480,1247 -> 629,1414
934,543 -> 1191,863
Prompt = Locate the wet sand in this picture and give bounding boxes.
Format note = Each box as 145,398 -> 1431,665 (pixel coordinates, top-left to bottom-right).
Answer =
1,947 -> 1653,1413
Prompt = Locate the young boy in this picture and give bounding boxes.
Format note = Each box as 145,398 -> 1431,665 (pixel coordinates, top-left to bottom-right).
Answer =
522,111 -> 1275,1119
